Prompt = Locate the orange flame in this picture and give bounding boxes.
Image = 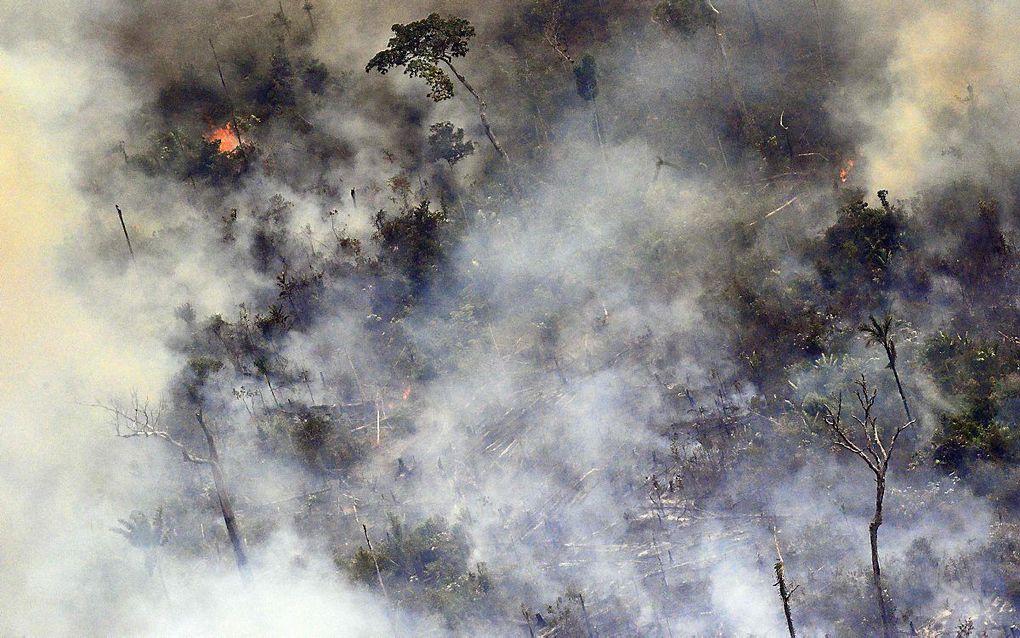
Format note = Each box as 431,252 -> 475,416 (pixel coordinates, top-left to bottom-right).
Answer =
401,386 -> 412,401
206,122 -> 240,153
839,158 -> 855,183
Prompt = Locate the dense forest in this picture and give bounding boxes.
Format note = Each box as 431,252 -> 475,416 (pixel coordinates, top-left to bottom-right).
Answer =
4,0 -> 1020,636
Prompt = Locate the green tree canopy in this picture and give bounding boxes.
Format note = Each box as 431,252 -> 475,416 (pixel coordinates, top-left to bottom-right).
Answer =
366,13 -> 475,101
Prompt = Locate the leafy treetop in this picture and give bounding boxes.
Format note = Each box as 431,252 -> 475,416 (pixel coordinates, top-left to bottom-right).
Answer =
366,13 -> 476,101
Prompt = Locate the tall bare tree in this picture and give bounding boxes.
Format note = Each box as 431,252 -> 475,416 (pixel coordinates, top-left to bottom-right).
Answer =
773,531 -> 798,637
822,375 -> 913,638
104,400 -> 251,579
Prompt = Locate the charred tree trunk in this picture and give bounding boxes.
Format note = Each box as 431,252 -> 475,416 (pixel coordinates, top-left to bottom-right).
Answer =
822,376 -> 912,638
304,4 -> 315,32
773,534 -> 797,638
811,0 -> 829,79
362,523 -> 391,603
745,0 -> 764,44
115,205 -> 135,260
196,412 -> 250,578
889,362 -> 912,423
870,476 -> 892,638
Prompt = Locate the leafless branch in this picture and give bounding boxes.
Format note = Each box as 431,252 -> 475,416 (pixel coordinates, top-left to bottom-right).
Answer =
95,397 -> 211,465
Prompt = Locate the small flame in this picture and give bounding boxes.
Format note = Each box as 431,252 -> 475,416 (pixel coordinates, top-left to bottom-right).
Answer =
401,386 -> 412,401
206,122 -> 240,153
839,158 -> 856,183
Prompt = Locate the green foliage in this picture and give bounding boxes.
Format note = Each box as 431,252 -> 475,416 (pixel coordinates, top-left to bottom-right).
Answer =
923,332 -> 1003,401
426,121 -> 475,165
366,14 -> 475,101
815,200 -> 909,311
180,356 -> 224,405
255,303 -> 292,340
923,332 -> 1020,472
374,200 -> 450,297
573,54 -> 598,101
259,407 -> 363,474
933,412 -> 1018,471
860,315 -> 897,366
113,509 -> 166,550
653,0 -> 714,35
710,245 -> 832,393
347,515 -> 495,624
951,200 -> 1015,295
188,356 -> 224,379
533,592 -> 587,637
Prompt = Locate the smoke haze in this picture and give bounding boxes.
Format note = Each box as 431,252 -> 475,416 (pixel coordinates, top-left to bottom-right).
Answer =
4,1 -> 1020,636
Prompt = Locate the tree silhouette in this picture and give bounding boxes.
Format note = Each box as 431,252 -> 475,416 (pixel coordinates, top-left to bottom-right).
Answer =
822,376 -> 914,638
366,14 -> 510,163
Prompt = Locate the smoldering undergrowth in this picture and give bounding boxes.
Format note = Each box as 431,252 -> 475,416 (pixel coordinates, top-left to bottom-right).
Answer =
5,0 -> 1020,636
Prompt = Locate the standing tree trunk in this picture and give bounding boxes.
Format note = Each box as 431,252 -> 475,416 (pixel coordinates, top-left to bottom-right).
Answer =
889,362 -> 912,423
861,315 -> 913,423
773,533 -> 797,638
591,94 -> 608,171
578,592 -> 596,638
870,476 -> 892,638
196,411 -> 250,578
109,401 -> 251,580
810,0 -> 829,79
115,205 -> 135,260
822,376 -> 913,638
444,61 -> 511,165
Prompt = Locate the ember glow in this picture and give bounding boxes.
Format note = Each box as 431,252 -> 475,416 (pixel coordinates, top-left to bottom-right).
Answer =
11,1 -> 1020,635
205,122 -> 240,152
839,158 -> 856,183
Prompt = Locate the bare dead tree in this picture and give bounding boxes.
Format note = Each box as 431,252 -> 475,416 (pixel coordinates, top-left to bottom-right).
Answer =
102,399 -> 250,579
539,2 -> 575,67
114,205 -> 135,260
822,376 -> 914,638
773,530 -> 798,638
361,523 -> 391,604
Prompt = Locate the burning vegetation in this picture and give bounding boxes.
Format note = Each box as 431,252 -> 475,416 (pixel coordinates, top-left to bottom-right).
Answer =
205,122 -> 240,153
840,158 -> 856,183
16,0 -> 1020,635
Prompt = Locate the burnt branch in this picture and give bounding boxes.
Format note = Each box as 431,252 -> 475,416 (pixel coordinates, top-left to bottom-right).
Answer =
96,397 -> 211,465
